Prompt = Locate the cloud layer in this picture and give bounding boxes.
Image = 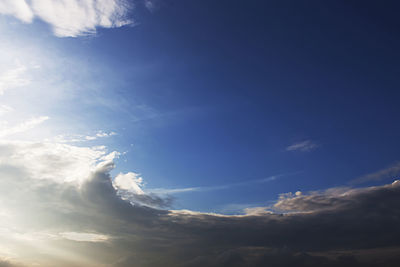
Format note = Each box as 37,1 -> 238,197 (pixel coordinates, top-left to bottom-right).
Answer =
0,0 -> 132,37
1,139 -> 400,266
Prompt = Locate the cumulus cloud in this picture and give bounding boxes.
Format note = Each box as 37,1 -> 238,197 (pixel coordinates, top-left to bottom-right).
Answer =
0,0 -> 133,37
1,139 -> 400,266
286,140 -> 318,152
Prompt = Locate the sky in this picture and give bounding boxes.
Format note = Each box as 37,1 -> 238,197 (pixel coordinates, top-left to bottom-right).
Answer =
0,0 -> 400,266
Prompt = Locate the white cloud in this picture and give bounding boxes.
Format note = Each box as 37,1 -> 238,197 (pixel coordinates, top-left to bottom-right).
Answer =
113,172 -> 144,195
286,140 -> 318,152
0,0 -> 133,37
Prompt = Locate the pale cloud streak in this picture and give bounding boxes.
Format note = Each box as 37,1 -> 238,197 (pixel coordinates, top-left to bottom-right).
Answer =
59,232 -> 109,243
52,131 -> 117,143
286,140 -> 318,152
0,0 -> 133,37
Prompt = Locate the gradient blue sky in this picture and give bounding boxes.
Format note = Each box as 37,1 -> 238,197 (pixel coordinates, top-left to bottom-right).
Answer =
3,1 -> 400,266
1,0 -> 400,213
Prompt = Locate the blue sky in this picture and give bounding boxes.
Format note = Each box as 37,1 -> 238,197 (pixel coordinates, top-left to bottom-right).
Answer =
1,1 -> 400,266
1,0 -> 400,213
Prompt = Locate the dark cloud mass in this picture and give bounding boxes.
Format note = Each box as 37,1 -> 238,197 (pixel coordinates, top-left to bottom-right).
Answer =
1,153 -> 400,266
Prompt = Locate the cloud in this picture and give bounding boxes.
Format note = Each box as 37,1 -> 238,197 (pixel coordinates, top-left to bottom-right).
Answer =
0,65 -> 29,95
149,175 -> 280,195
0,116 -> 49,138
144,0 -> 158,12
0,105 -> 13,116
113,172 -> 173,208
52,131 -> 117,143
0,259 -> 21,267
0,140 -> 110,183
0,0 -> 133,37
0,0 -> 33,23
1,139 -> 400,266
59,232 -> 109,242
286,140 -> 318,152
113,172 -> 144,194
351,161 -> 400,184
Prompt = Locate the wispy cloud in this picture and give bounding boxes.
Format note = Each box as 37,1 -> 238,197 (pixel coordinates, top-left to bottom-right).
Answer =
52,130 -> 117,143
0,116 -> 49,138
59,232 -> 109,243
144,0 -> 156,12
350,161 -> 400,185
0,0 -> 133,37
148,174 -> 284,195
286,140 -> 318,152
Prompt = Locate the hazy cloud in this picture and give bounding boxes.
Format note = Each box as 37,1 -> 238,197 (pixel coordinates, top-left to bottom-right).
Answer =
0,0 -> 133,37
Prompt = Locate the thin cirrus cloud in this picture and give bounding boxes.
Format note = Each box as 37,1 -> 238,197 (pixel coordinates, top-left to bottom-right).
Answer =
148,175 -> 281,195
286,140 -> 318,152
0,0 -> 133,37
